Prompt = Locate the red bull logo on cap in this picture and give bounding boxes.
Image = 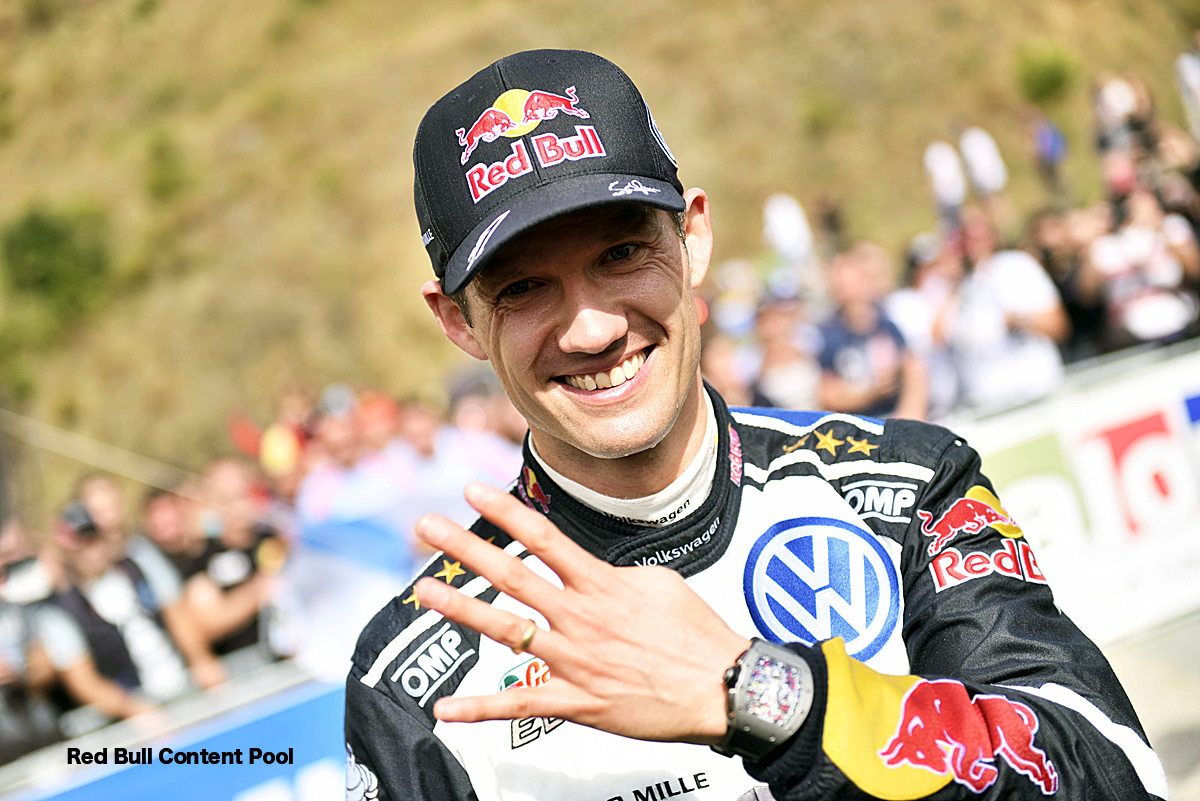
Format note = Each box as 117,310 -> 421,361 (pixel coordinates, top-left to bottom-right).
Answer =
915,485 -> 1023,557
518,466 -> 551,514
879,678 -> 1058,795
455,87 -> 605,203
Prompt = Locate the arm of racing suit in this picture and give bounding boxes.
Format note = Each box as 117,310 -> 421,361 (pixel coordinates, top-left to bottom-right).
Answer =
345,665 -> 479,801
743,420 -> 1168,800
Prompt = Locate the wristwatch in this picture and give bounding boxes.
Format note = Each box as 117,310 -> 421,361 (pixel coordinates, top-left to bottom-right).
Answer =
711,638 -> 815,761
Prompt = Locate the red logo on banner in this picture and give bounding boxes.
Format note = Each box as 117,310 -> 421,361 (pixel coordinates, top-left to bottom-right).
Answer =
1092,411 -> 1194,537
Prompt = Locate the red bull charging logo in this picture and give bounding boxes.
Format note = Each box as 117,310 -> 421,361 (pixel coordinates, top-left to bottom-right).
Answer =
455,87 -> 605,203
518,466 -> 551,514
456,86 -> 590,164
879,679 -> 1058,795
915,485 -> 1023,557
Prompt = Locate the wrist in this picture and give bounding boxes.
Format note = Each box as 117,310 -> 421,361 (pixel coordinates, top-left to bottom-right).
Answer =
711,638 -> 816,761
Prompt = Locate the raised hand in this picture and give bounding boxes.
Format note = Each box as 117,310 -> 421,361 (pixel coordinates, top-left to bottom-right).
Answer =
413,482 -> 749,744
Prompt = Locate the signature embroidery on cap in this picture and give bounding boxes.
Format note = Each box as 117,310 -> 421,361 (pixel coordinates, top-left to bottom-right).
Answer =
421,229 -> 435,246
467,210 -> 511,269
608,180 -> 661,198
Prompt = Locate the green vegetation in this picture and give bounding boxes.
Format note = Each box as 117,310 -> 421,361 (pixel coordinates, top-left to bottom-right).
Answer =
2,207 -> 108,323
1017,43 -> 1076,106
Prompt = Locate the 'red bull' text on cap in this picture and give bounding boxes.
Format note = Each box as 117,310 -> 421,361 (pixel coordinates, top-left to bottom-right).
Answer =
413,49 -> 686,296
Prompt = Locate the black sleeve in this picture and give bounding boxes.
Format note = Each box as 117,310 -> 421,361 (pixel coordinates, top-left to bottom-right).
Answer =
345,664 -> 480,801
745,421 -> 1167,800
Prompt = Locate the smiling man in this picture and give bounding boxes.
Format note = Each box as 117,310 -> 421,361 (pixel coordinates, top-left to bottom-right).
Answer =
344,50 -> 1167,801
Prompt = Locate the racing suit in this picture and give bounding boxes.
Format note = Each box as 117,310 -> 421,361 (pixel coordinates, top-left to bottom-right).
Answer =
345,387 -> 1168,800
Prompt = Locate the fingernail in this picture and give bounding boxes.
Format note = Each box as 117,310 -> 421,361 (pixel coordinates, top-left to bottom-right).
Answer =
415,515 -> 442,545
415,578 -> 445,605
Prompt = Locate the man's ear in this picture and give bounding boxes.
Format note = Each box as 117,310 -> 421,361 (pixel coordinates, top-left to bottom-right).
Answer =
681,188 -> 713,290
421,280 -> 488,361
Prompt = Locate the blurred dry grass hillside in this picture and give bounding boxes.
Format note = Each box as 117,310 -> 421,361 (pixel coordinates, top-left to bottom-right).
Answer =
0,0 -> 1196,513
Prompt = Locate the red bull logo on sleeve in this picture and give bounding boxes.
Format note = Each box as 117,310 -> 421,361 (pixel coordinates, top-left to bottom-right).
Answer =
879,679 -> 1059,795
915,485 -> 1023,557
455,87 -> 605,202
518,466 -> 551,514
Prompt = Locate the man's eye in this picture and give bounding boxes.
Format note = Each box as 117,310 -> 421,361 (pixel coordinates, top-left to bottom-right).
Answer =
607,243 -> 636,261
500,279 -> 533,297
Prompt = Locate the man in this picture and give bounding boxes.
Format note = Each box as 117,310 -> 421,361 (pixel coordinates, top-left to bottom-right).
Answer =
36,500 -> 224,722
938,207 -> 1069,413
346,50 -> 1167,800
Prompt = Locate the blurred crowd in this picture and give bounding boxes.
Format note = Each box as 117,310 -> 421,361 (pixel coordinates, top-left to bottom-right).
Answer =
4,47 -> 1200,768
0,371 -> 525,764
703,64 -> 1200,421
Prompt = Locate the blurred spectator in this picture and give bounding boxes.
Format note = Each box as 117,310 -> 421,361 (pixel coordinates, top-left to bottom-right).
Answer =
751,294 -> 820,411
179,459 -> 285,657
958,125 -> 1013,230
0,518 -> 62,763
818,243 -> 927,419
1176,31 -> 1200,144
1087,186 -> 1200,349
923,140 -> 968,230
940,208 -> 1069,412
884,233 -> 962,419
447,369 -> 528,447
35,501 -> 224,723
141,484 -> 208,579
700,328 -> 772,408
1026,208 -> 1106,362
258,387 -> 317,502
1024,107 -> 1070,206
1093,74 -> 1140,157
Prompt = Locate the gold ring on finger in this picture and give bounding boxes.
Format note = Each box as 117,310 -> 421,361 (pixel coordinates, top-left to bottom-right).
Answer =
512,618 -> 538,654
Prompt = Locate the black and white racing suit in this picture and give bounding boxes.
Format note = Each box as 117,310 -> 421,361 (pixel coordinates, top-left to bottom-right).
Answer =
345,387 -> 1168,801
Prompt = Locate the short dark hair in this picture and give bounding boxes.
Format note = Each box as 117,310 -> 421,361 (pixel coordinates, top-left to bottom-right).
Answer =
448,207 -> 687,328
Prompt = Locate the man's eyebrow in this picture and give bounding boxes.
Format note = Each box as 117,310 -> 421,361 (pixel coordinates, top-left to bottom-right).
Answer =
471,260 -> 521,297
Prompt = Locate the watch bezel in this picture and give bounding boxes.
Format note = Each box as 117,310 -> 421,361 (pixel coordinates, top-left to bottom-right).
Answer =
712,638 -> 814,761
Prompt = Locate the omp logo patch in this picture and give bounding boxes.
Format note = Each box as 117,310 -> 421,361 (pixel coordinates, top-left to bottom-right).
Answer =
743,517 -> 899,661
499,657 -> 563,748
841,480 -> 918,523
390,622 -> 476,707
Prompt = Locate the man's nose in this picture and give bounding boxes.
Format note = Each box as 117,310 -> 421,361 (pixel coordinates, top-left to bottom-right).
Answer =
556,282 -> 628,355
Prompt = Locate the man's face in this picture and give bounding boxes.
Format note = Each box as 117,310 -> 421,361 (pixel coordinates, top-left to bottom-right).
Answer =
427,192 -> 711,464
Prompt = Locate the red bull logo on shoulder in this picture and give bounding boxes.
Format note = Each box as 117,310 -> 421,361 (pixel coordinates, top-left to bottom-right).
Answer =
915,485 -> 1023,557
879,679 -> 1058,795
518,466 -> 551,514
455,87 -> 604,203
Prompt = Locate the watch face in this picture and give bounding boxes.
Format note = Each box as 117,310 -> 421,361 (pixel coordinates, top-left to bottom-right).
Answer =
744,655 -> 803,726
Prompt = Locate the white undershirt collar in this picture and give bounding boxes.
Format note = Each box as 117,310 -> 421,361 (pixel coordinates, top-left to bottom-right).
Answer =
530,392 -> 718,528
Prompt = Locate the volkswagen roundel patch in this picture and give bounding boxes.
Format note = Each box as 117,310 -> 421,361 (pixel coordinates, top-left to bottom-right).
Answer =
743,517 -> 899,661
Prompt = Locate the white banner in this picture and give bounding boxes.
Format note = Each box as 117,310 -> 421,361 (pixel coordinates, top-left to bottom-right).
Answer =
951,345 -> 1200,645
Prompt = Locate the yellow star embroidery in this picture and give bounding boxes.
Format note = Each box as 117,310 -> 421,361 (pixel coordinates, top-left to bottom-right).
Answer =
782,435 -> 810,454
845,436 -> 877,455
402,589 -> 420,610
814,430 -> 843,456
434,559 -> 467,584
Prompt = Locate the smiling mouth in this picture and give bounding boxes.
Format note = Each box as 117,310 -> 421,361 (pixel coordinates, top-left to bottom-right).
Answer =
561,348 -> 649,391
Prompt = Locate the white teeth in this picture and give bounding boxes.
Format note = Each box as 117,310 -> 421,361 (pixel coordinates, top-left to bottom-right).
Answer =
565,351 -> 647,391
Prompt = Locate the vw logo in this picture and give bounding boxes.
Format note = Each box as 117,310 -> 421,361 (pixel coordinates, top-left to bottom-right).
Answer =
743,516 -> 899,661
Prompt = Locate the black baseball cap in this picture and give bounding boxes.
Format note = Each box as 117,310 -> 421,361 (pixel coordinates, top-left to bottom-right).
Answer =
414,49 -> 686,296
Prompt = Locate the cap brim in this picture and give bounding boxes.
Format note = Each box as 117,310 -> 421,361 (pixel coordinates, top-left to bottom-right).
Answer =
441,173 -> 685,296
